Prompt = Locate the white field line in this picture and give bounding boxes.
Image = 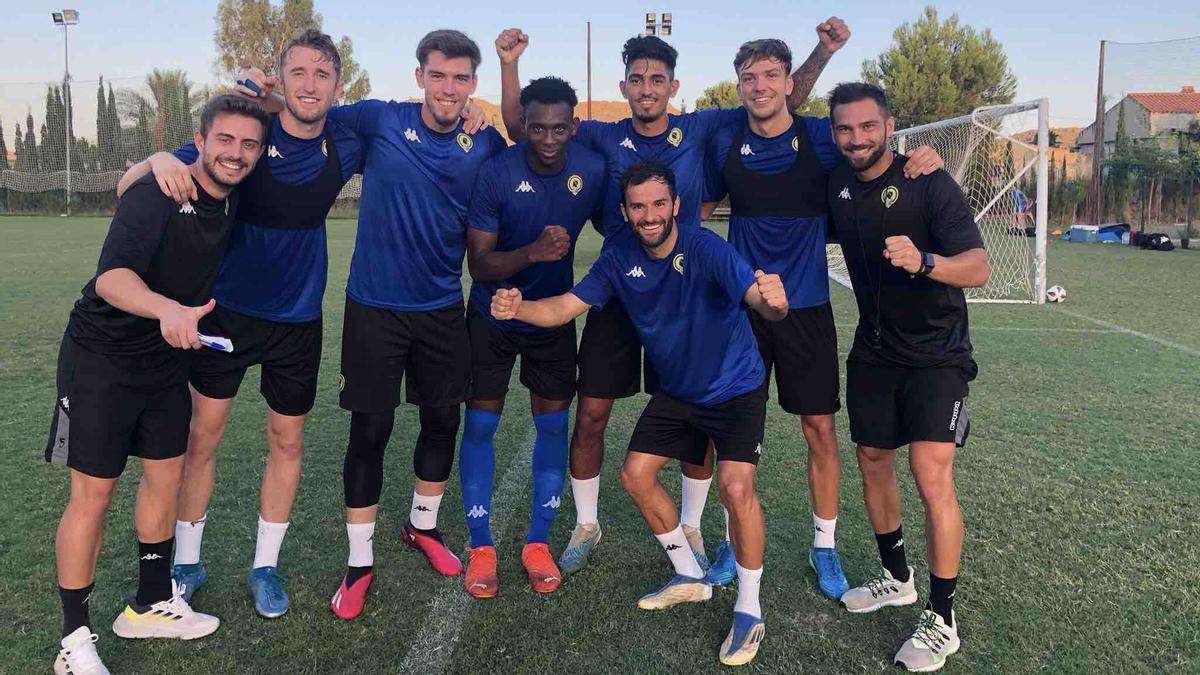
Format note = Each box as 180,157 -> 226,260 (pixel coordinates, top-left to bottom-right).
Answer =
397,424 -> 536,673
1057,308 -> 1200,358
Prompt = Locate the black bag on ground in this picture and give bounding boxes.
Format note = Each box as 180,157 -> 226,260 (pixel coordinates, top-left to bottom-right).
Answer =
1139,233 -> 1175,251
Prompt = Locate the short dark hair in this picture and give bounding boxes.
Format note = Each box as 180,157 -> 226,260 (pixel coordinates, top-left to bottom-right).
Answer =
199,95 -> 271,141
279,29 -> 341,77
622,35 -> 678,77
828,82 -> 892,119
621,160 -> 677,204
520,76 -> 578,109
733,39 -> 792,74
416,29 -> 482,73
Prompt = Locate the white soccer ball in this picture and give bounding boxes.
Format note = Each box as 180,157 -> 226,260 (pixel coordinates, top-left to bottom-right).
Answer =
1045,285 -> 1067,303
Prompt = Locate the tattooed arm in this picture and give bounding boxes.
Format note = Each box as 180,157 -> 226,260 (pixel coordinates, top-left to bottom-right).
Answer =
787,17 -> 851,112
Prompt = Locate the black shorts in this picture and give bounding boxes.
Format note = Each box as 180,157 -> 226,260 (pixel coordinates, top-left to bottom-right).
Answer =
467,306 -> 576,402
45,334 -> 191,479
628,388 -> 767,466
846,361 -> 972,450
751,302 -> 841,416
190,305 -> 322,416
576,299 -> 658,399
339,297 -> 472,412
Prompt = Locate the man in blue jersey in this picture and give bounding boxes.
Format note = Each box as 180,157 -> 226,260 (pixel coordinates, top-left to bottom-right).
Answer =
494,20 -> 848,576
490,161 -> 785,666
115,30 -> 363,619
701,39 -> 946,601
457,77 -> 606,598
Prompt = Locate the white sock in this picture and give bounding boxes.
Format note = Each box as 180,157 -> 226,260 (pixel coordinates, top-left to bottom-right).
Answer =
346,521 -> 375,567
173,515 -> 207,565
655,525 -> 704,578
252,516 -> 289,569
680,475 -> 712,529
813,513 -> 837,549
734,562 -> 763,618
723,507 -> 731,543
409,491 -> 442,530
571,475 -> 600,526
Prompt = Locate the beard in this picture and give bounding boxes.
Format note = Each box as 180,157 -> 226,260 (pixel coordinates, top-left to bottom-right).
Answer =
630,98 -> 665,124
632,214 -> 674,250
844,141 -> 889,172
201,151 -> 247,191
285,97 -> 330,125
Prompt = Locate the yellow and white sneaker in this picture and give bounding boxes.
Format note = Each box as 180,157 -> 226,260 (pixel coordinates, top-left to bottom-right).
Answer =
718,612 -> 766,666
53,626 -> 110,675
636,573 -> 712,610
112,581 -> 220,640
895,609 -> 960,672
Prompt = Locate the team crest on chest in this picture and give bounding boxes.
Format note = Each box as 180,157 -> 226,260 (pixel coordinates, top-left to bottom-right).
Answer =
672,253 -> 684,274
567,174 -> 583,196
456,132 -> 473,153
882,185 -> 899,209
791,136 -> 799,152
667,127 -> 683,148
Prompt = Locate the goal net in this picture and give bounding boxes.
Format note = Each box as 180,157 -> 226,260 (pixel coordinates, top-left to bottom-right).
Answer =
827,98 -> 1050,303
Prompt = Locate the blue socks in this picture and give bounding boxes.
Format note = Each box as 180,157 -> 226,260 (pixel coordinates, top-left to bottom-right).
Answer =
528,410 -> 569,544
459,409 -> 501,548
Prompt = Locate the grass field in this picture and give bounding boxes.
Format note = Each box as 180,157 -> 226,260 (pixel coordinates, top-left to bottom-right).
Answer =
1,215 -> 1198,674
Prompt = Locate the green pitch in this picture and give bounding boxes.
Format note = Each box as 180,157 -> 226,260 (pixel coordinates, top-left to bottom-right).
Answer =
1,216 -> 1197,673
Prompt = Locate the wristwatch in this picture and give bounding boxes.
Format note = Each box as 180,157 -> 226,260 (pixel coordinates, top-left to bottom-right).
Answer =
916,251 -> 935,276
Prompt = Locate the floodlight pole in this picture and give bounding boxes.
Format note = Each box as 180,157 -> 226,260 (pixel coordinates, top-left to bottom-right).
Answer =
63,22 -> 71,215
586,22 -> 592,120
1087,40 -> 1106,226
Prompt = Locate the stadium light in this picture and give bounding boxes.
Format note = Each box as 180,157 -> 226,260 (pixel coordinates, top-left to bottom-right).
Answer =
644,11 -> 672,37
51,9 -> 79,216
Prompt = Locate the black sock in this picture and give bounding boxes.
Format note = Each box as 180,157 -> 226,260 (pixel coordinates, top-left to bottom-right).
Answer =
346,565 -> 373,586
874,526 -> 910,583
60,583 -> 93,637
136,538 -> 174,606
927,574 -> 957,627
408,520 -> 443,542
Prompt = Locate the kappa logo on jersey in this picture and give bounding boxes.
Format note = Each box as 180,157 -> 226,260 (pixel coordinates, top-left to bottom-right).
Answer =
60,396 -> 69,411
404,128 -> 421,143
567,174 -> 583,196
457,132 -> 474,153
541,496 -> 561,509
740,143 -> 755,156
882,185 -> 900,208
672,253 -> 684,274
467,505 -> 489,519
626,265 -> 646,278
267,145 -> 284,159
619,137 -> 637,151
515,180 -> 535,193
179,202 -> 196,215
792,136 -> 799,152
838,187 -> 851,200
667,127 -> 683,148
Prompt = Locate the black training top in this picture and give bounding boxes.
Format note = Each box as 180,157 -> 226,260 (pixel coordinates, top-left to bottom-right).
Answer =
827,153 -> 984,372
68,173 -> 238,356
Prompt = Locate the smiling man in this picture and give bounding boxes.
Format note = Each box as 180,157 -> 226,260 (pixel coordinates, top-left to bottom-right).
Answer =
457,77 -> 606,598
489,161 -> 785,666
117,29 -> 365,620
47,95 -> 268,675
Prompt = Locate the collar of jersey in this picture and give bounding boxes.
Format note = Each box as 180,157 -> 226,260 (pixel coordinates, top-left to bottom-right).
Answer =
271,114 -> 327,146
854,151 -> 907,188
625,113 -> 678,142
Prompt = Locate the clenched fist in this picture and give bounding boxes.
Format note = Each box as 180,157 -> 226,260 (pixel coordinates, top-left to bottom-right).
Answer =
159,298 -> 216,350
495,28 -> 529,64
754,270 -> 788,315
528,225 -> 571,263
883,236 -> 923,274
491,287 -> 523,321
235,66 -> 276,101
816,17 -> 850,56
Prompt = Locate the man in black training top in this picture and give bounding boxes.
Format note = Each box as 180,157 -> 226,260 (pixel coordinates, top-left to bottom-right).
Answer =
825,82 -> 989,673
45,95 -> 268,675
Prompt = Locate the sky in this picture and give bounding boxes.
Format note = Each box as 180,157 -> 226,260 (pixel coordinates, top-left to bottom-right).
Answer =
2,0 -> 1198,142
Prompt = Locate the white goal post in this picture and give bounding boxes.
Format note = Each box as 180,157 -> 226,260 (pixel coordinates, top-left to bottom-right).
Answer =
827,98 -> 1050,304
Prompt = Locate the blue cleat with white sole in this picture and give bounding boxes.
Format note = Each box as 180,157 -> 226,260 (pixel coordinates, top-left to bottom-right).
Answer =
706,540 -> 736,586
809,546 -> 850,600
171,562 -> 207,604
719,611 -> 766,666
247,566 -> 289,619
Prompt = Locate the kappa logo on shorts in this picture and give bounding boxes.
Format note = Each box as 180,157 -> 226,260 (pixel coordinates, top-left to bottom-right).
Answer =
60,396 -> 70,411
338,374 -> 345,392
754,443 -> 762,455
949,400 -> 962,430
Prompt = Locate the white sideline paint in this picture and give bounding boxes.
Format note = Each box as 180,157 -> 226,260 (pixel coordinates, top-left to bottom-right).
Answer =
397,425 -> 537,673
1058,308 -> 1200,358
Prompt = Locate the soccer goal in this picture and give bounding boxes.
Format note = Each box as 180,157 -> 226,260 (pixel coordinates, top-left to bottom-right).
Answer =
827,98 -> 1050,304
